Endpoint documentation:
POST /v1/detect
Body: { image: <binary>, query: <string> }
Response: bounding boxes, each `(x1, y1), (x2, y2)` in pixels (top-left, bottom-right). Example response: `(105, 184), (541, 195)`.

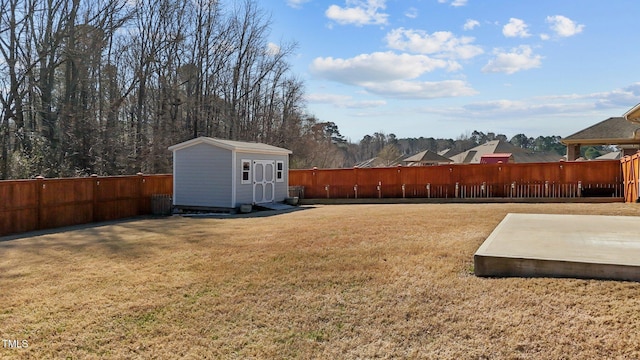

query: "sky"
(261, 0), (640, 142)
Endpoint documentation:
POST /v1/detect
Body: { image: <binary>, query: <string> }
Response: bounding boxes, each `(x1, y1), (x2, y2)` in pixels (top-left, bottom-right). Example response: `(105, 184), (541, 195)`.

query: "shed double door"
(253, 160), (275, 203)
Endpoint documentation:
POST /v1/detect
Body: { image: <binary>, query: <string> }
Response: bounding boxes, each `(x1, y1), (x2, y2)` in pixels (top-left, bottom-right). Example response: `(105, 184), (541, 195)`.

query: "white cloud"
(310, 52), (477, 99)
(463, 19), (480, 31)
(451, 0), (468, 6)
(540, 33), (550, 41)
(546, 15), (585, 37)
(460, 84), (640, 127)
(307, 93), (387, 108)
(482, 45), (542, 74)
(463, 99), (527, 112)
(266, 42), (280, 56)
(310, 51), (453, 84)
(380, 83), (640, 139)
(535, 83), (640, 109)
(385, 28), (483, 60)
(286, 0), (310, 9)
(502, 18), (530, 38)
(344, 99), (388, 109)
(405, 7), (418, 19)
(307, 93), (351, 104)
(325, 0), (389, 26)
(362, 79), (477, 99)
(438, 0), (468, 6)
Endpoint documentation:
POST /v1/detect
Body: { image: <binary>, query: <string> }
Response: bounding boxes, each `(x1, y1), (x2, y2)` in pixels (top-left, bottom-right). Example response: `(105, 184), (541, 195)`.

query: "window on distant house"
(276, 161), (284, 182)
(241, 160), (251, 184)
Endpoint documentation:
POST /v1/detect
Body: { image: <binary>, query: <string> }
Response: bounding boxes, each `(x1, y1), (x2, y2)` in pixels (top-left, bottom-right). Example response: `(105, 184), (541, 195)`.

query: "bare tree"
(0, 0), (312, 178)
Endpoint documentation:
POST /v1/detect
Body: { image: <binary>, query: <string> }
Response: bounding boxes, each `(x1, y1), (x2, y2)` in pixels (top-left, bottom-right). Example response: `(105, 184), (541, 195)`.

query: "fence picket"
(289, 161), (625, 201)
(0, 174), (172, 237)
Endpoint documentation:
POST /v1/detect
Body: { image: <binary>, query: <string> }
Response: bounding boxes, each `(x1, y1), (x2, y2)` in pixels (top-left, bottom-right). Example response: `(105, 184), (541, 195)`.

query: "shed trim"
(168, 137), (292, 156)
(172, 150), (177, 206)
(231, 151), (237, 208)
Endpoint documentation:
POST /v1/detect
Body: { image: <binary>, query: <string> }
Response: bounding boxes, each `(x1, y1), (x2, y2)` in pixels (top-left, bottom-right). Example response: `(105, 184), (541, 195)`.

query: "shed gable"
(173, 143), (232, 208)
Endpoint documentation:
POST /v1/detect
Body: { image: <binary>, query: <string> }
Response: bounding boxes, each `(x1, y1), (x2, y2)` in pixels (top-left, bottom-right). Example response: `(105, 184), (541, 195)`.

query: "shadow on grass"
(0, 216), (155, 242)
(177, 205), (313, 219)
(0, 206), (312, 259)
(0, 216), (176, 259)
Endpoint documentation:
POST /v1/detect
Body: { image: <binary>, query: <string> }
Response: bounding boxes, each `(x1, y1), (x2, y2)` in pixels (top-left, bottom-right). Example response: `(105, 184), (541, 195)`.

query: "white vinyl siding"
(173, 143), (232, 208)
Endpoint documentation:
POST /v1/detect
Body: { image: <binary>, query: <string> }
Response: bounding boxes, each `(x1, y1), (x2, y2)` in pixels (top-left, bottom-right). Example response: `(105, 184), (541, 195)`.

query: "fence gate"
(253, 160), (275, 203)
(621, 153), (639, 202)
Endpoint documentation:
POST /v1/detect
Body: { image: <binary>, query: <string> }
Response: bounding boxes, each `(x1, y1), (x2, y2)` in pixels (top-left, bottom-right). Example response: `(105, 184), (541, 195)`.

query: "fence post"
(577, 181), (582, 197)
(91, 174), (99, 222)
(545, 181), (549, 197)
(426, 183), (431, 198)
(353, 166), (358, 198)
(137, 172), (145, 215)
(312, 167), (318, 198)
(35, 176), (44, 230)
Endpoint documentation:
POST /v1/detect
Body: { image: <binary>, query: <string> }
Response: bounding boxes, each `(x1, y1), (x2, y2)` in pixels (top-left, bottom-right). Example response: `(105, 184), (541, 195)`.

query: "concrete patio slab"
(474, 213), (640, 281)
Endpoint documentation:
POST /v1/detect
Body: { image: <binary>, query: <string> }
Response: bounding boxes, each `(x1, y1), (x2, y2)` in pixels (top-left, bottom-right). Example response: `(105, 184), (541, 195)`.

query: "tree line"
(0, 0), (342, 179)
(304, 128), (570, 169)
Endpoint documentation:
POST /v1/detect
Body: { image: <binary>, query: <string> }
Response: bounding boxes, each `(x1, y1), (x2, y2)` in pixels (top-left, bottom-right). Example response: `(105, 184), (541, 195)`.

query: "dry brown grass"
(2, 203), (640, 359)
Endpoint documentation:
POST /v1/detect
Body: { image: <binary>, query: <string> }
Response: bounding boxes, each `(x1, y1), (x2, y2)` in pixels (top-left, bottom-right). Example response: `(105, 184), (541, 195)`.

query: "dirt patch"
(1, 203), (640, 359)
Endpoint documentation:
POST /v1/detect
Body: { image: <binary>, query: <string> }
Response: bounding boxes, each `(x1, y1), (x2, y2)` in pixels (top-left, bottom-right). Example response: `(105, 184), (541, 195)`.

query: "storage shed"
(168, 137), (292, 210)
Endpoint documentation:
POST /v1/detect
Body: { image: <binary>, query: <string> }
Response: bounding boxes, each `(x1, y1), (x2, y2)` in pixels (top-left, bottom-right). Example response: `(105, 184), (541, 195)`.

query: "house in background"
(402, 149), (453, 166)
(448, 140), (561, 164)
(625, 103), (640, 123)
(480, 153), (514, 164)
(561, 117), (640, 161)
(169, 137), (292, 210)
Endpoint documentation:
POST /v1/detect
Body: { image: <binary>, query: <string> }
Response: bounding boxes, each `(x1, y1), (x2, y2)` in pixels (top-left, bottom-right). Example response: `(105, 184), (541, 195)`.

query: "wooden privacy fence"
(289, 161), (624, 200)
(621, 152), (640, 203)
(0, 174), (172, 237)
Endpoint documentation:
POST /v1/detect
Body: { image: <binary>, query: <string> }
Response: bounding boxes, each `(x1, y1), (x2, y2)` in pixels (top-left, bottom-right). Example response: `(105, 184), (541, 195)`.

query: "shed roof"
(169, 137), (292, 155)
(561, 117), (640, 145)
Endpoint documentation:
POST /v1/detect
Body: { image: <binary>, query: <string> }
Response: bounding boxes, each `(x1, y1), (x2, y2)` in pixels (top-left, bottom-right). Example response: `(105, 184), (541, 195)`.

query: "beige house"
(561, 117), (640, 161)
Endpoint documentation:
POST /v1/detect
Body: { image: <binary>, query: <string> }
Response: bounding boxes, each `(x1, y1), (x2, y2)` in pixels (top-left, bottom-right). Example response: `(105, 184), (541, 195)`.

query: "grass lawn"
(2, 203), (640, 359)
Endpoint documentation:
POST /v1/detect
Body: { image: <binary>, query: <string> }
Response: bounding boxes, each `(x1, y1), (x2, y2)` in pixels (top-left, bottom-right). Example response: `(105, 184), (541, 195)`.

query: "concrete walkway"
(474, 213), (640, 281)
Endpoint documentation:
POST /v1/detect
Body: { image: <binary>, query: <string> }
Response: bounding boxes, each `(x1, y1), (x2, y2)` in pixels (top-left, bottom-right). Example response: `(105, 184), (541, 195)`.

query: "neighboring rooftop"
(449, 140), (561, 164)
(480, 153), (514, 164)
(594, 151), (622, 160)
(562, 117), (640, 146)
(402, 150), (453, 166)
